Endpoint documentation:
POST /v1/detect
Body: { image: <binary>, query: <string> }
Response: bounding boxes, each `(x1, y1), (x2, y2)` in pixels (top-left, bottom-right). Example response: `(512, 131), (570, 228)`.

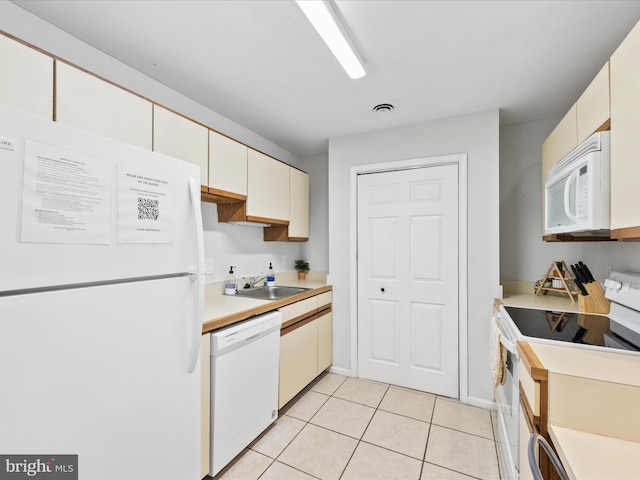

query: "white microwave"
(544, 131), (610, 235)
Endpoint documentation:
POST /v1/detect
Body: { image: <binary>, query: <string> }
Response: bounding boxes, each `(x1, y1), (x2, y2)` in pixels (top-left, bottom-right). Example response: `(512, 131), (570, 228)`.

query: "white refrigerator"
(0, 105), (204, 479)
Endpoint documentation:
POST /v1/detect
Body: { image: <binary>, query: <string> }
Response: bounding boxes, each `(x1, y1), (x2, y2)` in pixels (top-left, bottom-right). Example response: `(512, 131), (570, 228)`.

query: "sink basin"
(235, 286), (311, 300)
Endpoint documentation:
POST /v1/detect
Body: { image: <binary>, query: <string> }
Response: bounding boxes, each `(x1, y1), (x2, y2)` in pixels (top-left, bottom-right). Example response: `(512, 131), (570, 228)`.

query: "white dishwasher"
(209, 310), (282, 477)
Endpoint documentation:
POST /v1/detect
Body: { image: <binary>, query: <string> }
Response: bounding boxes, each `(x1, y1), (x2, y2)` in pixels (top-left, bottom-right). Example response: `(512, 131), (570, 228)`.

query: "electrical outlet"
(281, 255), (287, 266)
(204, 258), (214, 275)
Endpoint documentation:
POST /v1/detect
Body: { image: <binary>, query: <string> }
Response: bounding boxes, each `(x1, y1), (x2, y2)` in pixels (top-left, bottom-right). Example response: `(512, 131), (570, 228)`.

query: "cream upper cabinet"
(541, 105), (577, 230)
(246, 149), (289, 222)
(56, 62), (152, 150)
(0, 34), (53, 119)
(542, 105), (577, 177)
(576, 62), (610, 143)
(610, 20), (640, 234)
(209, 131), (248, 196)
(288, 167), (309, 240)
(153, 105), (208, 185)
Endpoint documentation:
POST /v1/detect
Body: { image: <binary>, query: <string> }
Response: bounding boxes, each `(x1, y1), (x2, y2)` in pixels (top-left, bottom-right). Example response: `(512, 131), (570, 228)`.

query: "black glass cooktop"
(503, 306), (640, 352)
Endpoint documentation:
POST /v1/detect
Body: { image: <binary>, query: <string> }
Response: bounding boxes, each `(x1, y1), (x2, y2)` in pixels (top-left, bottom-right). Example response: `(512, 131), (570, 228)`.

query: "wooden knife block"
(578, 282), (611, 314)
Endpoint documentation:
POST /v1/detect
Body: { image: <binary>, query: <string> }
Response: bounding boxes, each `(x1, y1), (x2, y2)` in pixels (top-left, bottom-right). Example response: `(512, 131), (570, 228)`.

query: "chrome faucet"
(249, 272), (267, 288)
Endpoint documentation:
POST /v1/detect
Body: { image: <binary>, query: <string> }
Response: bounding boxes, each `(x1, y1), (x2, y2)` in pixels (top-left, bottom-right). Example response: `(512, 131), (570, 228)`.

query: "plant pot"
(297, 271), (307, 280)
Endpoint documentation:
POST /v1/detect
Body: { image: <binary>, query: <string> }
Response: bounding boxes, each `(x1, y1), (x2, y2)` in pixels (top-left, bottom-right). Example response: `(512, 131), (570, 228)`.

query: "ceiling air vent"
(372, 103), (395, 114)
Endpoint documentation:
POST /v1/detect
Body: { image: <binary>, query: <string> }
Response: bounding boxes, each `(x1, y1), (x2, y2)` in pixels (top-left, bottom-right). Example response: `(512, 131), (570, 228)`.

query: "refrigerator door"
(0, 105), (202, 292)
(0, 277), (201, 479)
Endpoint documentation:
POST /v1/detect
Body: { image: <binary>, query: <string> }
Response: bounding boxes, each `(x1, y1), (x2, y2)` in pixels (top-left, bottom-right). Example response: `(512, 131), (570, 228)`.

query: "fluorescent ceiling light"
(296, 0), (366, 79)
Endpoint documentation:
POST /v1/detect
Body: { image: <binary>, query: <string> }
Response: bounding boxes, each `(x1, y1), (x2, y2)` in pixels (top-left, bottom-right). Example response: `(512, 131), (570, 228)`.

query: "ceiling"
(10, 0), (640, 157)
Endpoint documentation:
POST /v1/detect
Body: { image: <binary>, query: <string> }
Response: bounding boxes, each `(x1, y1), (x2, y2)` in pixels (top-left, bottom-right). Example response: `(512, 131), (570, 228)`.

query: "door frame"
(349, 153), (468, 402)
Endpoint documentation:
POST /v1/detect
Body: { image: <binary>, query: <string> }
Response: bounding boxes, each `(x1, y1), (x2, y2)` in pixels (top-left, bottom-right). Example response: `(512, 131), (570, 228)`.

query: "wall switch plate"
(204, 258), (214, 275)
(281, 256), (287, 266)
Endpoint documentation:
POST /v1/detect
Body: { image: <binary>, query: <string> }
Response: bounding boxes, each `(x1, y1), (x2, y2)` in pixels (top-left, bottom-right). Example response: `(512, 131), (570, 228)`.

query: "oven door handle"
(500, 335), (519, 358)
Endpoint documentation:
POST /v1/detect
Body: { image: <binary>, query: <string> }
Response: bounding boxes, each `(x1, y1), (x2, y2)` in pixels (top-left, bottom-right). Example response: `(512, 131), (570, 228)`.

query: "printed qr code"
(138, 198), (159, 220)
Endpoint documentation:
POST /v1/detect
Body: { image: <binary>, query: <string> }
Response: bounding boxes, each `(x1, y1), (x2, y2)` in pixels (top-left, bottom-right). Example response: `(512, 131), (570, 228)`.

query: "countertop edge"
(202, 285), (332, 334)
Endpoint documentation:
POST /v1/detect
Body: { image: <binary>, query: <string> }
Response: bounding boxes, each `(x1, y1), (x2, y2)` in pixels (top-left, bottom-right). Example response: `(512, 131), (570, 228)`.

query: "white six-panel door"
(357, 164), (459, 397)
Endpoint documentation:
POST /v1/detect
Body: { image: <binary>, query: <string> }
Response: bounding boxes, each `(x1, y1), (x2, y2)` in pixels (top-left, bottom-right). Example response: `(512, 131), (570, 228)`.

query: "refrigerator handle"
(187, 176), (204, 373)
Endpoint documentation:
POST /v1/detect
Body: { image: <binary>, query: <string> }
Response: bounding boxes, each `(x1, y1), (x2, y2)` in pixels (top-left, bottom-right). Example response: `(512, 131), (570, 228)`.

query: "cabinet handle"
(380, 288), (385, 293)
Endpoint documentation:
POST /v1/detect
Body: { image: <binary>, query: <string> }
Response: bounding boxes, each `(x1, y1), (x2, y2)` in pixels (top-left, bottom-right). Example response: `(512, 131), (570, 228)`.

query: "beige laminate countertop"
(523, 342), (640, 479)
(548, 424), (640, 480)
(526, 341), (640, 387)
(202, 275), (331, 334)
(501, 292), (580, 312)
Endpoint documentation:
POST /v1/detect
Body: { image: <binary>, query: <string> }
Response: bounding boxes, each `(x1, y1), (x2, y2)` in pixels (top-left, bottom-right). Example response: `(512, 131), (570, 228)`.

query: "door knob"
(380, 288), (385, 293)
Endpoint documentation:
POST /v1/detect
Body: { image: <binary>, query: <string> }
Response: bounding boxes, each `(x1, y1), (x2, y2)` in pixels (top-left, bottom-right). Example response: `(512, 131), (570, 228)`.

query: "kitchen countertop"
(523, 341), (640, 480)
(525, 341), (640, 387)
(548, 424), (640, 480)
(202, 273), (331, 334)
(500, 280), (581, 312)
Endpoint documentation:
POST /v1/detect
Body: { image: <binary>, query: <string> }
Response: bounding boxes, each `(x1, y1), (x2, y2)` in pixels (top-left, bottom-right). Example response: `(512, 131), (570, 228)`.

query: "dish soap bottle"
(266, 262), (275, 287)
(225, 266), (237, 295)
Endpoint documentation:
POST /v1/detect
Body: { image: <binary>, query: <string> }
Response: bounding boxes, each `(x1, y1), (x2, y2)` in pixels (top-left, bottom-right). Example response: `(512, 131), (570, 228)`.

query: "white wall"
(301, 153), (329, 272)
(201, 203), (302, 284)
(328, 109), (500, 406)
(500, 119), (640, 284)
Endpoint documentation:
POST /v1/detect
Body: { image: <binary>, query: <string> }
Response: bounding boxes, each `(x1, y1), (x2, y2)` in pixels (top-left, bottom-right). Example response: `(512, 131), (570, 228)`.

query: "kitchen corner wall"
(500, 119), (640, 284)
(201, 203), (303, 283)
(329, 109), (500, 407)
(300, 153), (329, 273)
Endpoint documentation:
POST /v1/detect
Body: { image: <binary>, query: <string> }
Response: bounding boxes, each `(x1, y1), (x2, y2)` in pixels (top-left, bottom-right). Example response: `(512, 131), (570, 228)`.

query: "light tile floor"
(209, 373), (500, 480)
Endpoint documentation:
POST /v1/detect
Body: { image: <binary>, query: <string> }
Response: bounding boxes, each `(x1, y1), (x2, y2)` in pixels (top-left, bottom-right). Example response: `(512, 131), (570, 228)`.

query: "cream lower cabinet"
(153, 105), (208, 187)
(278, 291), (333, 408)
(0, 34), (53, 119)
(519, 404), (535, 480)
(317, 310), (333, 373)
(279, 318), (319, 409)
(610, 20), (640, 237)
(56, 62), (152, 150)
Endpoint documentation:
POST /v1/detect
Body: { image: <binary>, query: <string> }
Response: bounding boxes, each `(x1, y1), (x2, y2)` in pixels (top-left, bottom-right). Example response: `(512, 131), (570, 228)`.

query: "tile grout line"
(236, 374), (501, 480)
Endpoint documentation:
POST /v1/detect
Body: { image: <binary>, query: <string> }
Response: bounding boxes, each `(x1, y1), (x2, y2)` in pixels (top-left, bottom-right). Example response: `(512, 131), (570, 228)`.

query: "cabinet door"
(610, 20), (640, 233)
(289, 167), (309, 240)
(209, 131), (248, 196)
(279, 320), (317, 409)
(0, 34), (53, 119)
(576, 62), (610, 143)
(519, 405), (535, 480)
(542, 105), (577, 176)
(541, 105), (577, 229)
(56, 62), (152, 150)
(317, 311), (332, 373)
(153, 105), (208, 186)
(247, 149), (289, 222)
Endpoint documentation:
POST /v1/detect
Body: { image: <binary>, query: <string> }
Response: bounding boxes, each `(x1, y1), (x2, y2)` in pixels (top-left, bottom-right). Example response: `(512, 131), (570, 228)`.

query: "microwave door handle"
(563, 170), (580, 223)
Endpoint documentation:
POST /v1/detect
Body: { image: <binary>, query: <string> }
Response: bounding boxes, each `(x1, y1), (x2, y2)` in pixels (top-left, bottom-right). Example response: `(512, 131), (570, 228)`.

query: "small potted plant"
(294, 260), (310, 280)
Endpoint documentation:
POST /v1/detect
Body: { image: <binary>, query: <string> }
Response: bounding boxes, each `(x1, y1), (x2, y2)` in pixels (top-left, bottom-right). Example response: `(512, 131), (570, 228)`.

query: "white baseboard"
(328, 366), (355, 377)
(466, 396), (497, 411)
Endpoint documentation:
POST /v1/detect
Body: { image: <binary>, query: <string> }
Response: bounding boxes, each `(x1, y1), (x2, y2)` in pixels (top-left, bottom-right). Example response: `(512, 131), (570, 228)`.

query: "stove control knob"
(604, 279), (623, 292)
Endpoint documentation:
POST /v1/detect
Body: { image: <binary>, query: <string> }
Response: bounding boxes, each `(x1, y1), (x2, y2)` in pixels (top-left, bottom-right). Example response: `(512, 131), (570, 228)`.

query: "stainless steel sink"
(235, 286), (311, 300)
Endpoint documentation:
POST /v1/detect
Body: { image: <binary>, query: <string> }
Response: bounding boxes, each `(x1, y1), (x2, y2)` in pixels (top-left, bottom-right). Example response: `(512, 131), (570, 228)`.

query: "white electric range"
(494, 270), (640, 480)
